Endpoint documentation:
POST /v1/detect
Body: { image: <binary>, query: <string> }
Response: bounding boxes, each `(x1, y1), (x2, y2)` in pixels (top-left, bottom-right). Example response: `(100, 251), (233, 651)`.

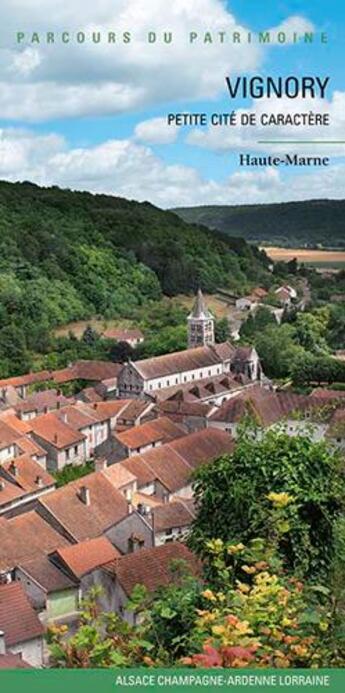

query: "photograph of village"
(0, 183), (343, 671)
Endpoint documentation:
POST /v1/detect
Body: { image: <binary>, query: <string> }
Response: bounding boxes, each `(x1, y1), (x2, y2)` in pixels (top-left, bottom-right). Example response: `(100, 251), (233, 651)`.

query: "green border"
(0, 669), (344, 693)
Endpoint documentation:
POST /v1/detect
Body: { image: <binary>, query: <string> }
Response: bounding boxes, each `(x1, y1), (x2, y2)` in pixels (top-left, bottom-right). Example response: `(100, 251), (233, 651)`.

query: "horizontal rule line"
(257, 140), (345, 144)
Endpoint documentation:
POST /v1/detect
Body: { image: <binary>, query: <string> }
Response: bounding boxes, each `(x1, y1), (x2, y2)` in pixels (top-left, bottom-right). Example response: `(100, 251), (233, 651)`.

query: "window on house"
(184, 376), (187, 382)
(74, 446), (78, 455)
(167, 380), (170, 386)
(158, 382), (161, 388)
(208, 370), (211, 376)
(175, 378), (178, 384)
(66, 448), (70, 460)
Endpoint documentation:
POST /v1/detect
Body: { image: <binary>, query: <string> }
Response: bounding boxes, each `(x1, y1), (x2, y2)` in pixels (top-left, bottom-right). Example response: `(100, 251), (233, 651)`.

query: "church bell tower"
(187, 289), (215, 349)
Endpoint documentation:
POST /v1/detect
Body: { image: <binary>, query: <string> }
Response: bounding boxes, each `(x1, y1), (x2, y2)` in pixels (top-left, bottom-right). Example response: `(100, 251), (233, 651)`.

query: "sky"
(0, 0), (344, 208)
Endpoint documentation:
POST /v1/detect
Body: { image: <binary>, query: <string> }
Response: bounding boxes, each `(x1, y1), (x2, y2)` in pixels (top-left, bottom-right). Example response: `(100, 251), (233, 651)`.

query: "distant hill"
(172, 199), (345, 248)
(0, 181), (270, 361)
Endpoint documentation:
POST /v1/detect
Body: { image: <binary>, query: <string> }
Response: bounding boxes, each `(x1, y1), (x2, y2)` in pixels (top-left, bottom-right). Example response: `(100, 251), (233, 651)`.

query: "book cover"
(0, 1), (344, 691)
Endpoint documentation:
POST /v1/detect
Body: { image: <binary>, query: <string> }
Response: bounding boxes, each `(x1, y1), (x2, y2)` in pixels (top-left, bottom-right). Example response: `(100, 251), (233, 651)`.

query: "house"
(230, 347), (262, 382)
(121, 428), (235, 500)
(14, 554), (79, 627)
(0, 582), (45, 667)
(104, 542), (201, 624)
(30, 412), (88, 471)
(115, 400), (156, 429)
(157, 400), (213, 432)
(103, 328), (144, 347)
(154, 372), (255, 407)
(0, 371), (51, 402)
(117, 342), (236, 398)
(53, 404), (109, 457)
(274, 285), (297, 306)
(101, 416), (186, 464)
(151, 499), (196, 546)
(14, 390), (71, 421)
(103, 463), (138, 499)
(49, 537), (121, 613)
(52, 360), (122, 387)
(208, 388), (330, 441)
(0, 510), (71, 577)
(37, 471), (130, 543)
(0, 455), (55, 517)
(235, 287), (268, 311)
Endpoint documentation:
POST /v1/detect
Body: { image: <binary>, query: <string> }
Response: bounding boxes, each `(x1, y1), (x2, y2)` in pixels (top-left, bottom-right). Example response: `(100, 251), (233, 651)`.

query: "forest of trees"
(173, 199), (345, 247)
(0, 180), (270, 377)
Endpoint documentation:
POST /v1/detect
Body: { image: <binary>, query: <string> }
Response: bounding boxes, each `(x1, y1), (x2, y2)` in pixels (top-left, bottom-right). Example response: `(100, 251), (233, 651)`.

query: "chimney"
(56, 400), (61, 410)
(79, 486), (90, 506)
(0, 631), (6, 655)
(10, 462), (17, 477)
(127, 499), (133, 514)
(35, 475), (43, 488)
(94, 457), (107, 472)
(54, 433), (58, 444)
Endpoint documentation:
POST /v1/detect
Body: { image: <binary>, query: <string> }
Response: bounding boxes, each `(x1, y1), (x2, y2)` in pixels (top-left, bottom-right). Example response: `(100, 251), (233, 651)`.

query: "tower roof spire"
(188, 288), (213, 319)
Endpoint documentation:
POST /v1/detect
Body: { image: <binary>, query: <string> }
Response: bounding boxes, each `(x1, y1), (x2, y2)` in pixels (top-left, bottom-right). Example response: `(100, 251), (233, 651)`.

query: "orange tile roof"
(53, 361), (122, 384)
(0, 582), (44, 646)
(103, 329), (143, 340)
(110, 543), (200, 596)
(122, 428), (234, 493)
(0, 371), (50, 389)
(39, 472), (129, 541)
(0, 413), (32, 435)
(0, 421), (22, 449)
(30, 412), (86, 449)
(52, 537), (120, 578)
(1, 455), (54, 493)
(152, 500), (195, 532)
(14, 389), (70, 414)
(0, 479), (24, 505)
(84, 400), (131, 422)
(0, 654), (32, 669)
(0, 511), (70, 571)
(115, 417), (185, 450)
(16, 436), (47, 458)
(104, 463), (137, 489)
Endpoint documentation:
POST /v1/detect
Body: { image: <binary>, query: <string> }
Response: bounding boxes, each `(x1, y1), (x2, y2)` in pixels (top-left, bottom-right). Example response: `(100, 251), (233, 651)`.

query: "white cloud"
(0, 0), (310, 121)
(0, 125), (344, 208)
(134, 117), (178, 144)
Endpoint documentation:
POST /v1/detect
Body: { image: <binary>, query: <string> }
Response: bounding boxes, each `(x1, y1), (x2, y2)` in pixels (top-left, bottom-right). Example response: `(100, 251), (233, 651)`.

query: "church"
(117, 290), (263, 399)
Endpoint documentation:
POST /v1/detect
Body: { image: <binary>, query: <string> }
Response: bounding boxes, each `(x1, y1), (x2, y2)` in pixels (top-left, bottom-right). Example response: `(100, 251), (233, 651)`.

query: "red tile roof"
(1, 455), (54, 493)
(122, 428), (234, 493)
(0, 371), (50, 390)
(84, 400), (132, 422)
(52, 537), (120, 579)
(0, 653), (32, 669)
(30, 412), (86, 449)
(152, 500), (195, 532)
(115, 417), (185, 450)
(53, 361), (122, 384)
(103, 329), (144, 340)
(132, 344), (228, 381)
(0, 582), (44, 646)
(39, 472), (129, 541)
(18, 554), (77, 593)
(14, 389), (70, 415)
(0, 511), (70, 572)
(109, 542), (200, 595)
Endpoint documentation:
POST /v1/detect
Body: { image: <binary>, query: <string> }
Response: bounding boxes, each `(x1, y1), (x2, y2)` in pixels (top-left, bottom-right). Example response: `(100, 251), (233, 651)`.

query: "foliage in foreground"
(48, 495), (344, 668)
(189, 427), (344, 581)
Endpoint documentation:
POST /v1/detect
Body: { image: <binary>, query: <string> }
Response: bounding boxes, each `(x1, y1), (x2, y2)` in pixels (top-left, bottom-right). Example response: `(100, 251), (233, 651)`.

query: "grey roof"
(188, 289), (213, 320)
